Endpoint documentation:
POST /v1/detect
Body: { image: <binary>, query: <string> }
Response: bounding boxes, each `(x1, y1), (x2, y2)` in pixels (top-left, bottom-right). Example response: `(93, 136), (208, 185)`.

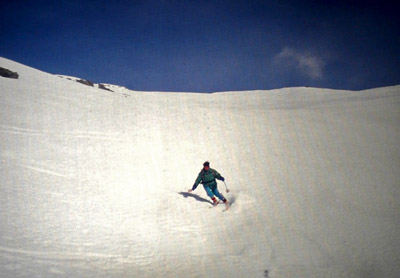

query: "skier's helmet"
(203, 161), (210, 167)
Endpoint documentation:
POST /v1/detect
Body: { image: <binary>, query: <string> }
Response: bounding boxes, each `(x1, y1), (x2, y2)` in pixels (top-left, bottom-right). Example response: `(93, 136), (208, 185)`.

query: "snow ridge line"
(0, 125), (122, 141)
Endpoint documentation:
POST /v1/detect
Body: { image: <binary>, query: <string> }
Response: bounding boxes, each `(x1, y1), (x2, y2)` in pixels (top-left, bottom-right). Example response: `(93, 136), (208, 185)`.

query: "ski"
(209, 201), (221, 209)
(223, 202), (230, 212)
(209, 201), (230, 211)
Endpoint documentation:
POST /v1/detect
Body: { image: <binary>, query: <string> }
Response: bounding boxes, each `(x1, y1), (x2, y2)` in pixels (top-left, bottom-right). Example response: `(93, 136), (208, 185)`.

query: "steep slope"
(1, 57), (399, 277)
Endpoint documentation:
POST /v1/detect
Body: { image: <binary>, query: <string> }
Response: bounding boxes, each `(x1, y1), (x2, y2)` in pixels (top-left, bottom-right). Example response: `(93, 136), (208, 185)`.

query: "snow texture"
(1, 57), (400, 277)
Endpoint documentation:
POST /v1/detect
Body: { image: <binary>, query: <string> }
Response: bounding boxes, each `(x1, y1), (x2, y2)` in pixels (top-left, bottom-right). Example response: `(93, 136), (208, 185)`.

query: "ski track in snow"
(0, 124), (122, 141)
(16, 164), (71, 178)
(0, 246), (120, 261)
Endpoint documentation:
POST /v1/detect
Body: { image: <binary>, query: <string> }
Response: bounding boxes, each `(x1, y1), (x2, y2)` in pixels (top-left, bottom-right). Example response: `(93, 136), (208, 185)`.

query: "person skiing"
(188, 161), (229, 207)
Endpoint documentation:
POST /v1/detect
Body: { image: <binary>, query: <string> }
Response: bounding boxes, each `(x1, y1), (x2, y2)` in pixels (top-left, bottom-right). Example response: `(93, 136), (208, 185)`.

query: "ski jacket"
(192, 168), (223, 190)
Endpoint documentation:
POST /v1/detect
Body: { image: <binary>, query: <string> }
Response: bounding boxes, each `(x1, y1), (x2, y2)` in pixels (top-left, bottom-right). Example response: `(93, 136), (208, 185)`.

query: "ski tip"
(222, 202), (230, 212)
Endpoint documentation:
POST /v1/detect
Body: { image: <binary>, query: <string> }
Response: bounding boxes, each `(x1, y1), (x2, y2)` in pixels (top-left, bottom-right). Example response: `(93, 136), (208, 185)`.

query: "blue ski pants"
(203, 184), (225, 201)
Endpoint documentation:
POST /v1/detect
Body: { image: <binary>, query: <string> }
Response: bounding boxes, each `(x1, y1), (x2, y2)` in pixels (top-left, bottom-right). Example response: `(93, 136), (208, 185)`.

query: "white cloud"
(274, 47), (325, 79)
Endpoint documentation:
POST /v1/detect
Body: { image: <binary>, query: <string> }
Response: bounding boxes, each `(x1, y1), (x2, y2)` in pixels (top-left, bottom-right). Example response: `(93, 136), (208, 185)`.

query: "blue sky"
(1, 0), (399, 92)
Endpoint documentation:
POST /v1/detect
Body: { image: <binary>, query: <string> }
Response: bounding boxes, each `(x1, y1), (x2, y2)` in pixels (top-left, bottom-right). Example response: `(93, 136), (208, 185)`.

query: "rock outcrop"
(0, 67), (19, 79)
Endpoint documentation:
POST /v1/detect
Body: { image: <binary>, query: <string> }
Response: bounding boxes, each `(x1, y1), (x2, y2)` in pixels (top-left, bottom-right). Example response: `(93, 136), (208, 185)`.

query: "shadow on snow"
(178, 192), (213, 205)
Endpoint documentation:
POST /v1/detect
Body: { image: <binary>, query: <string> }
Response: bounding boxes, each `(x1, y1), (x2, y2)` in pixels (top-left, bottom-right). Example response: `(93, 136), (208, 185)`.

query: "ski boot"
(211, 197), (219, 206)
(223, 199), (230, 210)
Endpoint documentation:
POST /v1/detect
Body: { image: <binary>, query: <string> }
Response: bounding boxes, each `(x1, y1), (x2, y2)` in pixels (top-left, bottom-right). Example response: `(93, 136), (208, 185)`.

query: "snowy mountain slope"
(1, 57), (399, 278)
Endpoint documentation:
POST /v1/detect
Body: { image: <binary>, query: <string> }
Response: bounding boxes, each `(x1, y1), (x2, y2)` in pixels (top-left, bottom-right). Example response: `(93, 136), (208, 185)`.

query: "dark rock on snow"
(0, 67), (19, 79)
(76, 78), (94, 87)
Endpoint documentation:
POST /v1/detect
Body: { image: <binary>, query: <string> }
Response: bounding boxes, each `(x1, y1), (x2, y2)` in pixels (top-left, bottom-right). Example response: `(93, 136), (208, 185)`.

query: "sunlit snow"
(1, 57), (399, 277)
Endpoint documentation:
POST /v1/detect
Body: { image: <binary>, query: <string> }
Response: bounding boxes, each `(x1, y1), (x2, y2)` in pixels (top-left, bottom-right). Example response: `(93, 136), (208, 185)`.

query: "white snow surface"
(1, 57), (400, 278)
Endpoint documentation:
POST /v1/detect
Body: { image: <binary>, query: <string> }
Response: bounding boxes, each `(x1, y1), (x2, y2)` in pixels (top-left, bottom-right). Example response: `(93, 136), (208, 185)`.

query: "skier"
(188, 161), (229, 207)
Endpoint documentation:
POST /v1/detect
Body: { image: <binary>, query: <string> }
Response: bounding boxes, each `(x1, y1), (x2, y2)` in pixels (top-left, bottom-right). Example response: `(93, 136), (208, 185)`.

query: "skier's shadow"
(178, 192), (213, 205)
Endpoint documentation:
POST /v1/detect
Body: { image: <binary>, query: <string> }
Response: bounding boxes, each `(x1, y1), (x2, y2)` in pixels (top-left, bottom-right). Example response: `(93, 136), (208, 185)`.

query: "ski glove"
(220, 177), (225, 181)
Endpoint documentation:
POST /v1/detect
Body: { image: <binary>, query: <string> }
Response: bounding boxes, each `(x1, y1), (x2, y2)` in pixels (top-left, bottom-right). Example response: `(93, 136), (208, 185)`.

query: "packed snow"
(1, 57), (399, 277)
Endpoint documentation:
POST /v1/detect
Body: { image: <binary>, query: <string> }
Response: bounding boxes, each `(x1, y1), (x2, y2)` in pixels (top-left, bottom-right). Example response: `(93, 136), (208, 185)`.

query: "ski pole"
(223, 181), (230, 193)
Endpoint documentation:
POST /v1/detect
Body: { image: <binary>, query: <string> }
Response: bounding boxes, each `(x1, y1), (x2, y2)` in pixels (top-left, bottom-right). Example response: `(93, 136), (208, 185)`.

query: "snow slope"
(1, 57), (399, 278)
